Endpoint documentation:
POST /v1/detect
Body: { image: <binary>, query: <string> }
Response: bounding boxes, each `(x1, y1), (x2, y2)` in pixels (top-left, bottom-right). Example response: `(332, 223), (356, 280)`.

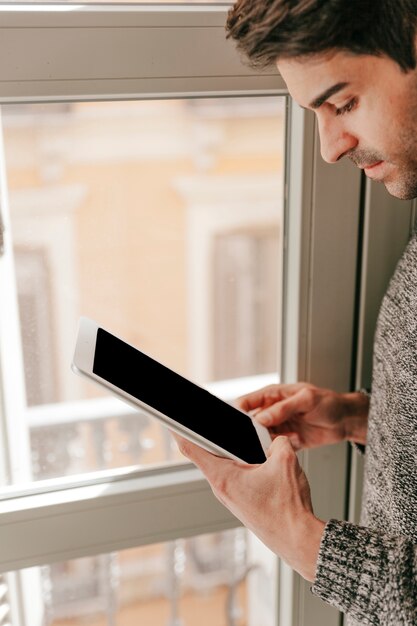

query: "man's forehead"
(276, 51), (370, 106)
(277, 53), (353, 102)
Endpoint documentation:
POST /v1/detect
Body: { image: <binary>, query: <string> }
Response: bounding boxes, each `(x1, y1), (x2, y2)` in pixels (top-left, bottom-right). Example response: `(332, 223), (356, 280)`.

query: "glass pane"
(4, 530), (276, 626)
(1, 96), (285, 483)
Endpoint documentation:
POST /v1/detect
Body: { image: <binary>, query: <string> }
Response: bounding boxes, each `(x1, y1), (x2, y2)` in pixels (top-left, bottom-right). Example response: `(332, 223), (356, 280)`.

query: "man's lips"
(362, 161), (384, 178)
(362, 161), (383, 169)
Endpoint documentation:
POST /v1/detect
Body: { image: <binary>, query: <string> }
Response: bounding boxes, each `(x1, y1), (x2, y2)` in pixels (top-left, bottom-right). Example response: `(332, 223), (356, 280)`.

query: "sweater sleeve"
(311, 519), (417, 625)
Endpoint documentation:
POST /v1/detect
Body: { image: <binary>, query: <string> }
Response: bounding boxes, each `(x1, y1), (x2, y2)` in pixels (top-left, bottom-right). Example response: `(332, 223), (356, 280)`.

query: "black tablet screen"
(93, 328), (266, 464)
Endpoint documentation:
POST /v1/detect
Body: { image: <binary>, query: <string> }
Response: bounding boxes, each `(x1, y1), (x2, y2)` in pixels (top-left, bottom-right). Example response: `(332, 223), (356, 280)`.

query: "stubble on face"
(386, 73), (417, 199)
(351, 65), (417, 200)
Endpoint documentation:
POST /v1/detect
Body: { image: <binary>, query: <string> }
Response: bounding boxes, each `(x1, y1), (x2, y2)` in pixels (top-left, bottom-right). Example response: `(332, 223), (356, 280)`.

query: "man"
(176, 2), (417, 624)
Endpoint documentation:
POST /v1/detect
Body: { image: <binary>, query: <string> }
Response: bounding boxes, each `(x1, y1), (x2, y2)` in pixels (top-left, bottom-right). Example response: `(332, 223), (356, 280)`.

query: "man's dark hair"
(226, 0), (417, 72)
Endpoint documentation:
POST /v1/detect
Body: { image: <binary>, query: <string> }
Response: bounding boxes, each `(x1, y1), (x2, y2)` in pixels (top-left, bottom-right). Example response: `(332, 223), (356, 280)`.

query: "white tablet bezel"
(72, 316), (272, 464)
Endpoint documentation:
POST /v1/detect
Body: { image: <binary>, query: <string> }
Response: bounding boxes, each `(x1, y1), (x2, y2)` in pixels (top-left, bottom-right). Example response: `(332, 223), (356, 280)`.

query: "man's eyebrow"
(308, 81), (350, 109)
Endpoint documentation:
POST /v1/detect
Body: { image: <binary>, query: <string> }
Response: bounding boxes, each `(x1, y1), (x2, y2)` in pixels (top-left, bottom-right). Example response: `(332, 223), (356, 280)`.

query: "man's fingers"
(172, 432), (236, 478)
(256, 387), (315, 426)
(236, 385), (282, 412)
(266, 436), (301, 473)
(236, 383), (302, 413)
(173, 432), (213, 465)
(266, 434), (294, 456)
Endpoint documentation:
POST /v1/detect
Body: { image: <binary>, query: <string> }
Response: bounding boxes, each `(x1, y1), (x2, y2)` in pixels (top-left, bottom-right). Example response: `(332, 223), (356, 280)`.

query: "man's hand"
(174, 433), (326, 582)
(237, 383), (369, 449)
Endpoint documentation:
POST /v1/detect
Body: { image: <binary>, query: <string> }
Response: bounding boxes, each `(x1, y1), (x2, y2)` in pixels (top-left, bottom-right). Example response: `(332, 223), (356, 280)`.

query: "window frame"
(0, 3), (285, 103)
(0, 462), (240, 572)
(0, 0), (284, 575)
(278, 100), (363, 626)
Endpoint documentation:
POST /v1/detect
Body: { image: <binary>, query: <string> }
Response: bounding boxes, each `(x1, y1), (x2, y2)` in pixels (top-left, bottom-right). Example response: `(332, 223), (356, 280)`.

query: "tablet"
(71, 317), (271, 464)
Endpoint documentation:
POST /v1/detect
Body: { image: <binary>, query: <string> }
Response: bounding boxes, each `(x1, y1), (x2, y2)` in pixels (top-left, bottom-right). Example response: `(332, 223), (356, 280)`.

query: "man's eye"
(335, 98), (358, 116)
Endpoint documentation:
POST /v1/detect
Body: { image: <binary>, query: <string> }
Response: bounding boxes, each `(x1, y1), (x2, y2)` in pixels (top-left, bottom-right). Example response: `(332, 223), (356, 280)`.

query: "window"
(0, 5), (364, 626)
(1, 95), (284, 483)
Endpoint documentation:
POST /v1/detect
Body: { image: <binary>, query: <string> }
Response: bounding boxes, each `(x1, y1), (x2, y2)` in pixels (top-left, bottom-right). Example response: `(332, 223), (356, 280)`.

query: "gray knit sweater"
(311, 230), (417, 625)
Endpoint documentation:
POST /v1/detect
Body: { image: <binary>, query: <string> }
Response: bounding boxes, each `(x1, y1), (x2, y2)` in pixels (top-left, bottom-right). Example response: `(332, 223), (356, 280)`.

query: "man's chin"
(382, 173), (417, 200)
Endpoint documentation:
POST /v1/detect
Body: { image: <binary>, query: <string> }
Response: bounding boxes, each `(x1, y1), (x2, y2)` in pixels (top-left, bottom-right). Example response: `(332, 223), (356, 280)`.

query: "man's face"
(277, 48), (417, 200)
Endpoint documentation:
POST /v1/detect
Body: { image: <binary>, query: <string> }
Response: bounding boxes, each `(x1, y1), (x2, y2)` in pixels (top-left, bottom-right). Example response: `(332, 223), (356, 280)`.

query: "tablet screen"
(93, 328), (266, 464)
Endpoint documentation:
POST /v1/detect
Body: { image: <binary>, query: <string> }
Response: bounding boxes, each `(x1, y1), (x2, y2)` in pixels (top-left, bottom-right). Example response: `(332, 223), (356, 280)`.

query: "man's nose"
(318, 118), (358, 164)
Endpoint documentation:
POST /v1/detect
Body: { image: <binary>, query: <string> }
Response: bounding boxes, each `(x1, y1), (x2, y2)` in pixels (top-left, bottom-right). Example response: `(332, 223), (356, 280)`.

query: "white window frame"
(0, 6), (286, 626)
(0, 5), (369, 626)
(279, 101), (362, 626)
